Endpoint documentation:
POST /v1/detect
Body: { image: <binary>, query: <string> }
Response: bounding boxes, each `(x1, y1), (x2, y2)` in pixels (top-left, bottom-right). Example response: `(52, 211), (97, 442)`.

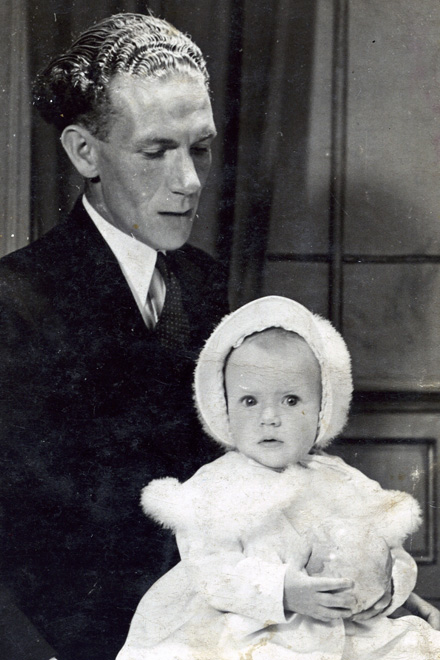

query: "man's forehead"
(108, 72), (209, 109)
(106, 72), (215, 140)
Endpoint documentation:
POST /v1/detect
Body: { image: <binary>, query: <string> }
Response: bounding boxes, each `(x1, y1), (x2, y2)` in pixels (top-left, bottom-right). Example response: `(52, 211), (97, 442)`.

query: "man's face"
(88, 73), (216, 250)
(225, 332), (322, 471)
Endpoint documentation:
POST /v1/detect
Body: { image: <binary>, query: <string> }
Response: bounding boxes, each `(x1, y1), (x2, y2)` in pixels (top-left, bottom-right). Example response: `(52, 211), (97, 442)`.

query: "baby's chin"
(234, 443), (306, 472)
(248, 453), (293, 472)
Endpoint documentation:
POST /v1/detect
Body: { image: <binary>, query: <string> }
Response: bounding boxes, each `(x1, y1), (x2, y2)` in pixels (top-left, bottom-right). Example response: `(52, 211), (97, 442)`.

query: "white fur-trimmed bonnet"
(194, 295), (352, 448)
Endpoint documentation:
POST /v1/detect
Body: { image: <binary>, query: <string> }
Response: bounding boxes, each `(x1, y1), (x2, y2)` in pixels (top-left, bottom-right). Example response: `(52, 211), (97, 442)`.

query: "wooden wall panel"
(343, 264), (440, 391)
(262, 261), (329, 316)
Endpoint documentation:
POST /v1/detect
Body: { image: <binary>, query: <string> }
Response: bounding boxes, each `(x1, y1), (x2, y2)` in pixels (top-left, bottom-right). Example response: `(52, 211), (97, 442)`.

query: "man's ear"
(60, 125), (100, 179)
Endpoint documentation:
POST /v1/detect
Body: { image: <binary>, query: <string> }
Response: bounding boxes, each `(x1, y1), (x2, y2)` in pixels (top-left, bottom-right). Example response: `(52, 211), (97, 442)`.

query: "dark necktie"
(154, 251), (190, 350)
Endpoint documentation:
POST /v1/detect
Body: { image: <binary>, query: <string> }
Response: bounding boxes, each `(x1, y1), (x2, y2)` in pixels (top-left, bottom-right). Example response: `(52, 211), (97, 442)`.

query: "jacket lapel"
(53, 200), (147, 339)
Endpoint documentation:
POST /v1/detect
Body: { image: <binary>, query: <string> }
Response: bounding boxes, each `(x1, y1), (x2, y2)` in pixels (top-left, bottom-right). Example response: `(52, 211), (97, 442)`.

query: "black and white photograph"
(0, 2), (439, 659)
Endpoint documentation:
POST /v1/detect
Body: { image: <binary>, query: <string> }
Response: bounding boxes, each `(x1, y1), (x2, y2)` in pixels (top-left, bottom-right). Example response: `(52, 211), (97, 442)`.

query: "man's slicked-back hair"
(33, 12), (210, 139)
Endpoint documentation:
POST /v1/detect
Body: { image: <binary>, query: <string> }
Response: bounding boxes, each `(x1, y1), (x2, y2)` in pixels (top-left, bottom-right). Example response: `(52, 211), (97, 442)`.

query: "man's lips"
(258, 439), (283, 445)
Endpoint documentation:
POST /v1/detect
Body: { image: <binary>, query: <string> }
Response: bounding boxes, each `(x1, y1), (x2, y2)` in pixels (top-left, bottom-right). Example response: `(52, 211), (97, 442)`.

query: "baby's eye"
(240, 396), (257, 407)
(283, 395), (299, 407)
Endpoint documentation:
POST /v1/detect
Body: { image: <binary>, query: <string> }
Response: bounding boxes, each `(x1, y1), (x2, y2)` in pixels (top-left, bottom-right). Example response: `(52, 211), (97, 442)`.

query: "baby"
(118, 296), (440, 660)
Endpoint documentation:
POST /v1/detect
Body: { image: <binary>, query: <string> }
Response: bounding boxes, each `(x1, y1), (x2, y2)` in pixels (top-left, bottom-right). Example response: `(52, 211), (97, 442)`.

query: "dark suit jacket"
(0, 200), (229, 660)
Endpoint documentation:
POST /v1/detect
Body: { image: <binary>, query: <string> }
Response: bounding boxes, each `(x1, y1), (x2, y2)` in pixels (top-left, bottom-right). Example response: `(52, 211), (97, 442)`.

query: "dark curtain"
(29, 0), (316, 308)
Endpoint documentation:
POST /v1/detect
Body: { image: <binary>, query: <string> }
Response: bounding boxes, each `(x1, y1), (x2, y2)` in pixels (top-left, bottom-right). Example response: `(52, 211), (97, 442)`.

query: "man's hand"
(284, 565), (355, 622)
(405, 592), (440, 630)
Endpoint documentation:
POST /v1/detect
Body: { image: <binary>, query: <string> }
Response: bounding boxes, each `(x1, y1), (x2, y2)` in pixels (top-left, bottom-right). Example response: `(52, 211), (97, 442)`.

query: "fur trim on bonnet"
(194, 295), (352, 449)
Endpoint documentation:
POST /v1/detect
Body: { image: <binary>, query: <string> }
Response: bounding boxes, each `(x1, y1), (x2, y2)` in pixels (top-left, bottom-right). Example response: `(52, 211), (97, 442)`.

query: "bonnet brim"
(194, 296), (352, 449)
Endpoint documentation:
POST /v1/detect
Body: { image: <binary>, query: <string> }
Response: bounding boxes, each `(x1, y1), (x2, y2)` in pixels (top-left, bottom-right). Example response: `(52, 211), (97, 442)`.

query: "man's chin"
(135, 230), (192, 251)
(160, 235), (192, 252)
(141, 219), (194, 251)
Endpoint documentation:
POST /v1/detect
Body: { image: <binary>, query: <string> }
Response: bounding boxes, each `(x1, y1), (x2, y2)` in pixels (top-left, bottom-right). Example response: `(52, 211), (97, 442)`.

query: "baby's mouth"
(259, 439), (283, 445)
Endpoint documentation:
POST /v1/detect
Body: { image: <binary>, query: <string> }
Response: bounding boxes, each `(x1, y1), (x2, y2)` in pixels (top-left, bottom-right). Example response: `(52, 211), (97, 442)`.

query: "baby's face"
(225, 331), (321, 470)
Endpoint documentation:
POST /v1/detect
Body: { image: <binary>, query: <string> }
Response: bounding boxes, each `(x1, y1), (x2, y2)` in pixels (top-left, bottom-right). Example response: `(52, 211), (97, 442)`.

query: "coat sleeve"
(175, 520), (290, 625)
(326, 455), (420, 615)
(383, 547), (418, 615)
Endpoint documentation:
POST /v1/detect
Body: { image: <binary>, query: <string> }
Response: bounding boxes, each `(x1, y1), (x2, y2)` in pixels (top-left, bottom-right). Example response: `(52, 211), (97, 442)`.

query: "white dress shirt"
(82, 195), (165, 328)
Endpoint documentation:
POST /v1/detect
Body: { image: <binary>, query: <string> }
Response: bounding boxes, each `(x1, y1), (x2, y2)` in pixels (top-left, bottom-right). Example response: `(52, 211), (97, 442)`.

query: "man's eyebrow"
(136, 138), (178, 148)
(136, 131), (217, 148)
(194, 131), (217, 142)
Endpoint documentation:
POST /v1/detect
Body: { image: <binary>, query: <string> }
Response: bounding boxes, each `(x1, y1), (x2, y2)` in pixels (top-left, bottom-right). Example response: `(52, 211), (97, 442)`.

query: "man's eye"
(190, 145), (211, 156)
(283, 395), (299, 407)
(240, 396), (257, 407)
(142, 150), (166, 160)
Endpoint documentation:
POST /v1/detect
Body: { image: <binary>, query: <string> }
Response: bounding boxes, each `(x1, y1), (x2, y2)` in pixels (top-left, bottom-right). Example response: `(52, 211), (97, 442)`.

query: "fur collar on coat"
(142, 451), (421, 549)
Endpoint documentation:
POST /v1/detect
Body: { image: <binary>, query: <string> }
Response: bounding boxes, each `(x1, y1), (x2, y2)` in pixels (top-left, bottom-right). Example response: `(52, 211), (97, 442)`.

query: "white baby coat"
(117, 451), (439, 660)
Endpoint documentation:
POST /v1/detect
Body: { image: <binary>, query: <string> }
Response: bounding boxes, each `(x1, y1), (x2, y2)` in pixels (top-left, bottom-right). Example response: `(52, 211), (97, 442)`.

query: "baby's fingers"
(318, 590), (357, 611)
(310, 576), (354, 593)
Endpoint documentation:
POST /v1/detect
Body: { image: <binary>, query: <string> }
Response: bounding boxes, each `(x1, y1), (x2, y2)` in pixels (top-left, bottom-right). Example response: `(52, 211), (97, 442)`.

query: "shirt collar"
(82, 194), (158, 308)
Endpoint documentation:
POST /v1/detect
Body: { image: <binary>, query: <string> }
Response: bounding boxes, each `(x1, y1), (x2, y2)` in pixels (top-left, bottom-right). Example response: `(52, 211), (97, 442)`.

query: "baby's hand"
(284, 564), (355, 622)
(350, 587), (392, 622)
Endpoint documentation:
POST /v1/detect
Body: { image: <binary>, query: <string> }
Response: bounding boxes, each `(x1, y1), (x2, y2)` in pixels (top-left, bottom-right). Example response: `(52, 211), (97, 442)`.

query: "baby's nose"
(260, 406), (281, 427)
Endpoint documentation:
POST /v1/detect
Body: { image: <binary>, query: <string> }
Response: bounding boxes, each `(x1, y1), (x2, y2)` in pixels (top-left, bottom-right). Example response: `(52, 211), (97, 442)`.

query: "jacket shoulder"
(0, 201), (88, 281)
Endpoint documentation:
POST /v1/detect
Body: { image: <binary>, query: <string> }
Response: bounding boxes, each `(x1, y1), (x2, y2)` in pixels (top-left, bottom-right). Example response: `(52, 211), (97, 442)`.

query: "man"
(0, 13), (228, 660)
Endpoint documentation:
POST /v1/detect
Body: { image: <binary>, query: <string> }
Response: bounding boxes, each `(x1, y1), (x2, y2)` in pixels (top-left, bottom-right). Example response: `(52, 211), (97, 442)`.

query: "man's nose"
(260, 405), (281, 427)
(170, 150), (201, 196)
